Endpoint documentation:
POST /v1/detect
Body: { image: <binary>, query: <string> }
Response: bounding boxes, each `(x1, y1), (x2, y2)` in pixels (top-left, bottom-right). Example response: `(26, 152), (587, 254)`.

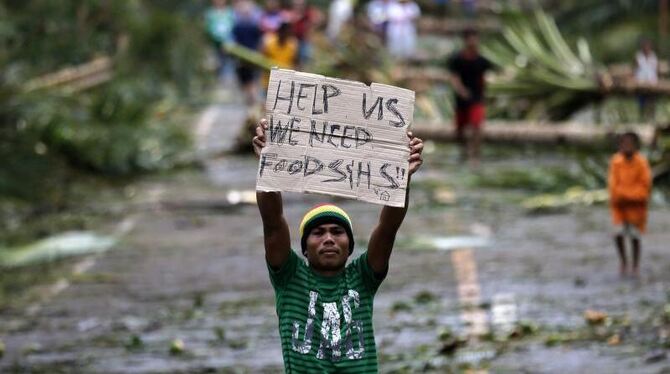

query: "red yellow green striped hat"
(299, 204), (354, 255)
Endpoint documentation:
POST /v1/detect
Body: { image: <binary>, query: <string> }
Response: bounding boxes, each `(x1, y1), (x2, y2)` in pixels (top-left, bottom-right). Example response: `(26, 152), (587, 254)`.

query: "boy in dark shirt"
(447, 28), (493, 166)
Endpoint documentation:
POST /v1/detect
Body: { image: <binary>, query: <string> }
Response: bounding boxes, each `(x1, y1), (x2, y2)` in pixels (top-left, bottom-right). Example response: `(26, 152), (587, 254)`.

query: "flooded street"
(2, 93), (670, 373)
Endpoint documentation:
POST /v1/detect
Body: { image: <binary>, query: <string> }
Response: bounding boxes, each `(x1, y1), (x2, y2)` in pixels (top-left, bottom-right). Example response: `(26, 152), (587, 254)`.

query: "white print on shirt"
(291, 289), (365, 360)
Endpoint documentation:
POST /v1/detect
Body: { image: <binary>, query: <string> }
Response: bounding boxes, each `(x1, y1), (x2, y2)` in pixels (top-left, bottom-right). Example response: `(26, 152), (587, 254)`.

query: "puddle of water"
(402, 235), (492, 251)
(0, 231), (116, 268)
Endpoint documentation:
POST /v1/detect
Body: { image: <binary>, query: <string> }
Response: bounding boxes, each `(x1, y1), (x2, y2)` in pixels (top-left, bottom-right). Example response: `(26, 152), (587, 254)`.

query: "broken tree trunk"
(395, 67), (670, 96)
(412, 121), (657, 147)
(23, 56), (113, 93)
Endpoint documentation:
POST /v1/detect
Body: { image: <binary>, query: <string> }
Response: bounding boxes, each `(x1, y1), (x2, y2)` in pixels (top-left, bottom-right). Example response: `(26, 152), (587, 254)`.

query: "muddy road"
(1, 93), (670, 373)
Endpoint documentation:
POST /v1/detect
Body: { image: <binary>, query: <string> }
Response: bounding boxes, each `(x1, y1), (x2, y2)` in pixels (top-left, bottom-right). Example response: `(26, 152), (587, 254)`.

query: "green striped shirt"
(268, 250), (385, 373)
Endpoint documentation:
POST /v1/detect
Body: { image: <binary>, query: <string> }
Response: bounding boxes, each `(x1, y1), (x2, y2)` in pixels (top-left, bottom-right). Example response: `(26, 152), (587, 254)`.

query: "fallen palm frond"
(0, 231), (116, 268)
(522, 187), (608, 214)
(224, 43), (276, 71)
(481, 8), (600, 120)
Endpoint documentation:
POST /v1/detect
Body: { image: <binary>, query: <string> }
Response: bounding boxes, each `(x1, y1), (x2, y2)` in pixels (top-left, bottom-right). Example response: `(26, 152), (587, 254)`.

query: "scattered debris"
(438, 335), (467, 356)
(169, 338), (185, 355)
(77, 318), (102, 332)
(508, 321), (540, 340)
(574, 277), (587, 288)
(21, 342), (42, 355)
(403, 235), (491, 251)
(584, 309), (609, 326)
(214, 326), (226, 342)
(391, 301), (412, 313)
(193, 292), (205, 309)
(606, 334), (621, 346)
(522, 188), (608, 214)
(433, 188), (456, 204)
(414, 290), (437, 304)
(644, 349), (667, 364)
(125, 335), (144, 351)
(226, 190), (256, 205)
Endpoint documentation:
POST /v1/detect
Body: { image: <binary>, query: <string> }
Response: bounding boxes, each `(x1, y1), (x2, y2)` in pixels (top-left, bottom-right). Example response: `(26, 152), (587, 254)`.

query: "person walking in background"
(386, 0), (421, 60)
(232, 0), (264, 105)
(608, 132), (652, 278)
(447, 28), (494, 167)
(205, 0), (235, 82)
(261, 21), (298, 88)
(287, 0), (322, 68)
(326, 0), (354, 42)
(366, 0), (395, 43)
(260, 0), (285, 34)
(634, 38), (659, 121)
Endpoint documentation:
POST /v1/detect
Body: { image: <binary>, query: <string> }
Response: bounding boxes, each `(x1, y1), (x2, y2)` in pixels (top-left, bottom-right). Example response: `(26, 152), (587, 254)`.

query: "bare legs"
(631, 237), (641, 277)
(456, 126), (482, 167)
(615, 234), (627, 276)
(615, 233), (642, 278)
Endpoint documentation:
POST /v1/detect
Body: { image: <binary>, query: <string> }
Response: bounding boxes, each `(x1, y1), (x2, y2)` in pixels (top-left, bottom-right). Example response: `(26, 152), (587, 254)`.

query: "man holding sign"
(253, 69), (423, 373)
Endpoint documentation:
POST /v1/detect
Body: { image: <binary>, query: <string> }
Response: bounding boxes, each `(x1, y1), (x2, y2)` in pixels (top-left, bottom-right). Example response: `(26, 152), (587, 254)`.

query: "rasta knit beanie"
(299, 204), (354, 256)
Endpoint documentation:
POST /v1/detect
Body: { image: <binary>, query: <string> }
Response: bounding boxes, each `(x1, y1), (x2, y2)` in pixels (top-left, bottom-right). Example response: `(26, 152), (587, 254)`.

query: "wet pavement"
(1, 89), (670, 373)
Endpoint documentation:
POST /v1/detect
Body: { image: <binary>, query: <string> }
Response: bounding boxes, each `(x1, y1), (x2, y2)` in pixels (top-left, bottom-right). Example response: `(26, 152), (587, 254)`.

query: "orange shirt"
(263, 34), (298, 68)
(608, 152), (652, 231)
(262, 34), (298, 89)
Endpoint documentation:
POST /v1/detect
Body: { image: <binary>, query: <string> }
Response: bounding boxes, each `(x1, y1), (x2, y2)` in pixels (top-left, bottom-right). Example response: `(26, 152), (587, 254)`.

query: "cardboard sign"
(256, 68), (415, 207)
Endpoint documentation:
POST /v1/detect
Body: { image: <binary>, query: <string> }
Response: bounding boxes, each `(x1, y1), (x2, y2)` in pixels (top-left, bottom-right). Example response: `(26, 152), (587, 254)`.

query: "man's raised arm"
(254, 119), (291, 269)
(367, 132), (423, 274)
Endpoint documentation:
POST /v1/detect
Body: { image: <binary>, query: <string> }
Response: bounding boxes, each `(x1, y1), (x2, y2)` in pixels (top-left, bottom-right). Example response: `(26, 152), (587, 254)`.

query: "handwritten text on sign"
(256, 69), (415, 207)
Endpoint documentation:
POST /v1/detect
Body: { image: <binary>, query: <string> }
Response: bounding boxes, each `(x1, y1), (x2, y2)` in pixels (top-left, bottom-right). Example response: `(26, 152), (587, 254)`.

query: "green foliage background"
(0, 0), (211, 208)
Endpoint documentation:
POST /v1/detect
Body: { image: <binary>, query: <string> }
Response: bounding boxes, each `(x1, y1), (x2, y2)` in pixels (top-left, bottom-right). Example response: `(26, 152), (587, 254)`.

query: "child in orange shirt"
(608, 132), (652, 278)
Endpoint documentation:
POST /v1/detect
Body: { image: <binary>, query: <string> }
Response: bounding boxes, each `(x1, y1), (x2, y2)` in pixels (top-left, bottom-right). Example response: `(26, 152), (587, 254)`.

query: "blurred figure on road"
(386, 0), (421, 60)
(286, 0), (322, 68)
(205, 0), (235, 83)
(608, 132), (652, 279)
(327, 0), (354, 42)
(634, 38), (659, 121)
(262, 21), (298, 87)
(447, 28), (494, 167)
(367, 0), (395, 43)
(260, 0), (285, 33)
(232, 0), (264, 105)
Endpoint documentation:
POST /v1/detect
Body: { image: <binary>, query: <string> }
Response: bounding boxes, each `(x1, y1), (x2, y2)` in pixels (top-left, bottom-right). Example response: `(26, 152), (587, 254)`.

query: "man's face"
(464, 34), (479, 50)
(305, 224), (350, 272)
(619, 136), (637, 157)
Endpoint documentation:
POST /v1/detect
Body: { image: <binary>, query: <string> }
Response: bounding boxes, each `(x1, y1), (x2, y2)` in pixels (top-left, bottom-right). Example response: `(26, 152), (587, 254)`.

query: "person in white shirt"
(367, 0), (395, 42)
(634, 38), (659, 121)
(327, 0), (354, 42)
(386, 0), (421, 60)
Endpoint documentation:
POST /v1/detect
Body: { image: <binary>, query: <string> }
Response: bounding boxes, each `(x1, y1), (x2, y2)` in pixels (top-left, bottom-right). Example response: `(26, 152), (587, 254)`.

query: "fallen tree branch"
(412, 121), (658, 147)
(23, 56), (113, 93)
